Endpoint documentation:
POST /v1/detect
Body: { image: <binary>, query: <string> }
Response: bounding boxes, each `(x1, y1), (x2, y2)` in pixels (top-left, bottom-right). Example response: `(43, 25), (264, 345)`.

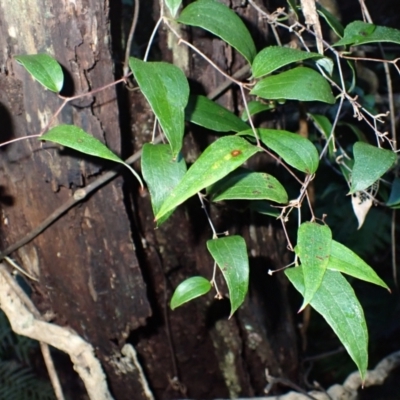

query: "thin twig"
(4, 256), (38, 281)
(40, 342), (66, 400)
(358, 0), (398, 285)
(123, 0), (140, 77)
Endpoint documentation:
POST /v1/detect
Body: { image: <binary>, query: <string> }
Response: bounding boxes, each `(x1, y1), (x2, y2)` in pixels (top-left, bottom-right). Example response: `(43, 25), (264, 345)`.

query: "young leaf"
(350, 142), (396, 194)
(328, 240), (389, 290)
(250, 67), (335, 104)
(207, 168), (288, 203)
(252, 47), (323, 79)
(177, 0), (256, 64)
(308, 113), (332, 137)
(155, 136), (260, 221)
(165, 0), (182, 17)
(241, 100), (275, 121)
(39, 125), (143, 187)
(185, 95), (249, 132)
(295, 222), (332, 310)
(129, 58), (189, 157)
(334, 21), (400, 47)
(285, 267), (368, 380)
(14, 54), (64, 93)
(170, 276), (212, 310)
(387, 177), (400, 207)
(207, 235), (249, 317)
(316, 3), (344, 38)
(240, 128), (319, 174)
(142, 144), (187, 226)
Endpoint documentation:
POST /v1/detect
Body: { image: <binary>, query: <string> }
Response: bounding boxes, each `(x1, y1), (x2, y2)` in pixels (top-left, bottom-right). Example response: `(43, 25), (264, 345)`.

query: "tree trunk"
(0, 0), (299, 399)
(0, 1), (151, 399)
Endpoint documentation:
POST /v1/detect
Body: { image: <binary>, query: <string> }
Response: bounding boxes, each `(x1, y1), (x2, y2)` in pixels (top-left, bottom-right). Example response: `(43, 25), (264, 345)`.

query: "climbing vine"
(4, 0), (400, 384)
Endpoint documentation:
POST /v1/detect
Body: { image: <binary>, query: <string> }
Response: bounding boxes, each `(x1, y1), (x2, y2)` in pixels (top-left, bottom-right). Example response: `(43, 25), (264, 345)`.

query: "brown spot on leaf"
(231, 150), (242, 157)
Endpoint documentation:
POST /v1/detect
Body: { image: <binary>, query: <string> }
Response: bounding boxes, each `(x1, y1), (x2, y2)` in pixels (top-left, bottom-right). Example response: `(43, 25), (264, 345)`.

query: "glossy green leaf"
(295, 222), (332, 310)
(387, 177), (400, 207)
(316, 3), (344, 38)
(207, 235), (249, 317)
(165, 0), (182, 17)
(241, 128), (319, 174)
(252, 47), (323, 79)
(251, 67), (335, 104)
(241, 100), (275, 121)
(170, 276), (212, 310)
(285, 267), (368, 380)
(129, 57), (189, 157)
(207, 168), (288, 203)
(155, 136), (260, 220)
(334, 21), (400, 47)
(185, 95), (249, 132)
(178, 0), (256, 64)
(142, 144), (187, 225)
(328, 240), (389, 289)
(350, 142), (396, 194)
(14, 54), (63, 93)
(39, 125), (143, 187)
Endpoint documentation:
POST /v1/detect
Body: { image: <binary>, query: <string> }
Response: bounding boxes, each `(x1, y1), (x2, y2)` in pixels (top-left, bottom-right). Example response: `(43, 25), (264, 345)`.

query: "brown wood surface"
(0, 0), (299, 398)
(0, 1), (151, 399)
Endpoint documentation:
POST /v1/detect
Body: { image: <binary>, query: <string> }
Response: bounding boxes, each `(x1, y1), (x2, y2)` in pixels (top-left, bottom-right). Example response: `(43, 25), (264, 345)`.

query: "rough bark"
(0, 0), (300, 399)
(0, 1), (150, 399)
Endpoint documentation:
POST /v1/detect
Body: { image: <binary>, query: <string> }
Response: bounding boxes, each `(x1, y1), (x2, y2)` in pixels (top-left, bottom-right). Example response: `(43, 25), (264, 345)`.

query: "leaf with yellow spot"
(155, 136), (260, 221)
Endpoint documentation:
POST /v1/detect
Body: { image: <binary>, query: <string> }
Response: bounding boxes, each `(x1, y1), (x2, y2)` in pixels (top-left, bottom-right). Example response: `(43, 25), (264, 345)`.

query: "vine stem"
(123, 0), (140, 77)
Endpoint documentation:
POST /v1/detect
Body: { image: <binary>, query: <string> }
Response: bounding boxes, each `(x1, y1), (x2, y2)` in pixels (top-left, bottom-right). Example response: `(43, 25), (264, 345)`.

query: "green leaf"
(308, 113), (334, 159)
(350, 142), (396, 194)
(387, 177), (400, 207)
(185, 95), (249, 132)
(252, 47), (323, 79)
(207, 235), (249, 317)
(39, 125), (143, 187)
(207, 168), (288, 203)
(334, 21), (400, 47)
(295, 222), (332, 310)
(328, 240), (389, 290)
(178, 0), (256, 64)
(170, 276), (212, 310)
(249, 201), (280, 217)
(142, 144), (187, 226)
(316, 57), (334, 76)
(286, 0), (299, 19)
(241, 100), (275, 121)
(14, 54), (64, 93)
(165, 0), (182, 17)
(240, 128), (319, 174)
(316, 3), (344, 38)
(155, 136), (260, 220)
(129, 58), (189, 157)
(251, 67), (335, 104)
(285, 267), (368, 380)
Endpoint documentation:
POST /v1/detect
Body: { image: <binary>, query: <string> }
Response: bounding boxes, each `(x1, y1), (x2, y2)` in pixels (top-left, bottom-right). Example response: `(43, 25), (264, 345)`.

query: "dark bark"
(0, 0), (299, 399)
(0, 1), (150, 399)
